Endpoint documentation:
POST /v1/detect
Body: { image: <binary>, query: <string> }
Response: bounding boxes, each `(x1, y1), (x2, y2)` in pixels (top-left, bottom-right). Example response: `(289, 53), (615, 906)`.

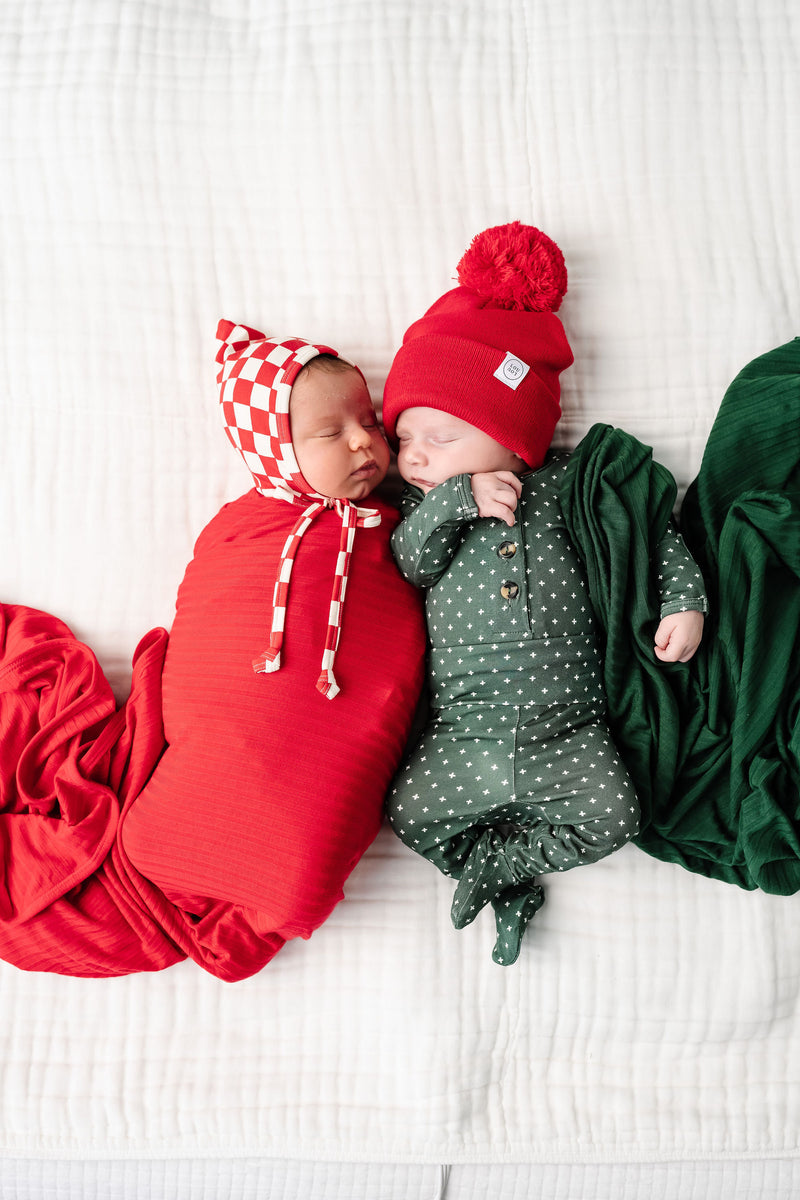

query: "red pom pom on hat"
(456, 221), (567, 313)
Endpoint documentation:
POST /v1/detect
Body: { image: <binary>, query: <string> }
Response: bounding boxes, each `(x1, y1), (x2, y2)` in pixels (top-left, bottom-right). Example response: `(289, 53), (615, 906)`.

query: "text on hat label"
(494, 352), (531, 390)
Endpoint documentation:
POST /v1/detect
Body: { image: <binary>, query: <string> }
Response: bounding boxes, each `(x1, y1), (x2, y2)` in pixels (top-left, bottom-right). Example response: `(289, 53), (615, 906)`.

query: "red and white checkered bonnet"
(216, 319), (359, 501)
(215, 319), (380, 699)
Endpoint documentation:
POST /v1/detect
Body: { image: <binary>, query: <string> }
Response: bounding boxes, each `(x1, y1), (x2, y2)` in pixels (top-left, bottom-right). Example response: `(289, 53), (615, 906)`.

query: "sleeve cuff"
(659, 597), (709, 618)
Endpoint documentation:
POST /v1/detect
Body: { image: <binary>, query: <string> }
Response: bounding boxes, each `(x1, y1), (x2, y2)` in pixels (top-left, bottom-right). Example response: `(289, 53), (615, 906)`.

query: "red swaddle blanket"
(122, 488), (425, 979)
(0, 324), (426, 980)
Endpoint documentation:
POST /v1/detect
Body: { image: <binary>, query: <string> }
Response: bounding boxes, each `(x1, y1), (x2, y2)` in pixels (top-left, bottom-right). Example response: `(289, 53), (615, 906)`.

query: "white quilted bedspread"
(0, 0), (798, 1169)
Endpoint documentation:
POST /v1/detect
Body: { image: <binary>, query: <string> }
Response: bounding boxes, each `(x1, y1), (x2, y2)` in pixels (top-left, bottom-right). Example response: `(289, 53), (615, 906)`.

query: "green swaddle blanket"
(562, 337), (800, 893)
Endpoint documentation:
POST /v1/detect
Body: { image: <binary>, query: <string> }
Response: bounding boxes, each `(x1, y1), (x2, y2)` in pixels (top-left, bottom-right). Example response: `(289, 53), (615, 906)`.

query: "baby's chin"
(400, 474), (437, 494)
(340, 466), (389, 500)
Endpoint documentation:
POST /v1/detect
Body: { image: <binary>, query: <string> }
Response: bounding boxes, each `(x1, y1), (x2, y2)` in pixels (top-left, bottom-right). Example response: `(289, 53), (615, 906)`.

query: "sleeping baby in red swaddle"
(120, 324), (428, 977)
(0, 322), (426, 981)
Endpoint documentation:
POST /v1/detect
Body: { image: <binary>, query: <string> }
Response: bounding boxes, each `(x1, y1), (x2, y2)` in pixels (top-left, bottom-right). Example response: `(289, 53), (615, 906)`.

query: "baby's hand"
(654, 610), (705, 663)
(470, 471), (522, 527)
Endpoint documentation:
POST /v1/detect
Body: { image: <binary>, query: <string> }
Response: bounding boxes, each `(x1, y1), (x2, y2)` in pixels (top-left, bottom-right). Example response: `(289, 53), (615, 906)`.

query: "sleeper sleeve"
(655, 523), (709, 617)
(391, 477), (479, 588)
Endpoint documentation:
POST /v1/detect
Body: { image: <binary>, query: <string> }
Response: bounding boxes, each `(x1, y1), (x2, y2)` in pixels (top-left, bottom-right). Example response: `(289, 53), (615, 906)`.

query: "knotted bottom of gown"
(450, 828), (546, 965)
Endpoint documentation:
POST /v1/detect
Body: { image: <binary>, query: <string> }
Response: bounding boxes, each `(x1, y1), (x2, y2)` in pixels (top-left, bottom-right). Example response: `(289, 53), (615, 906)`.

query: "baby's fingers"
(493, 471), (523, 497)
(654, 611), (705, 663)
(471, 471), (521, 527)
(477, 497), (517, 527)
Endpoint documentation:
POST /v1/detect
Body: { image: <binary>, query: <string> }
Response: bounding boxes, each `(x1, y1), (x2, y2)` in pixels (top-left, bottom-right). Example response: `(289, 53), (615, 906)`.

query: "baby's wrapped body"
(387, 452), (707, 963)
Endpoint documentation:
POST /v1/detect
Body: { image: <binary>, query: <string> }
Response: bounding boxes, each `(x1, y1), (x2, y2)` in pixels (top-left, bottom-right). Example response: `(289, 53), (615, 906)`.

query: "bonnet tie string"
(252, 497), (377, 699)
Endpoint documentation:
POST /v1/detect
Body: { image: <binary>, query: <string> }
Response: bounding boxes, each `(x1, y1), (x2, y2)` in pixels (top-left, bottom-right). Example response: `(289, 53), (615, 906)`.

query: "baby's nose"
(350, 425), (372, 448)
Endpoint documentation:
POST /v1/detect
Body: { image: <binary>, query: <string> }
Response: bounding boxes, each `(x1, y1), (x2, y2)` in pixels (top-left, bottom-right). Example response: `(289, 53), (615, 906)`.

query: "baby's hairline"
(297, 352), (358, 377)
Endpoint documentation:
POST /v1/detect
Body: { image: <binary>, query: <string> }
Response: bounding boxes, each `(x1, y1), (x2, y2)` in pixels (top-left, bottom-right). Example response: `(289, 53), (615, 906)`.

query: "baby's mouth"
(351, 460), (378, 477)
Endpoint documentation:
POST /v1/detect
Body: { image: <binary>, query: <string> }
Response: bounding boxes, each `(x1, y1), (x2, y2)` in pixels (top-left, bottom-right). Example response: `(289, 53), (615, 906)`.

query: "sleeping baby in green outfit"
(381, 221), (707, 965)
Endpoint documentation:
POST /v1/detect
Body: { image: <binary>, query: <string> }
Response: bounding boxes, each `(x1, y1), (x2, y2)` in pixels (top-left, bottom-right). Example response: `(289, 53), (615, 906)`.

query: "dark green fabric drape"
(560, 338), (800, 893)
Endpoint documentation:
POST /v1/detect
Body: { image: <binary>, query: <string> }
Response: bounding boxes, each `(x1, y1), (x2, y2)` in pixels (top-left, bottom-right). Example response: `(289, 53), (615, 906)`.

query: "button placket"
(496, 532), (521, 607)
(514, 480), (541, 635)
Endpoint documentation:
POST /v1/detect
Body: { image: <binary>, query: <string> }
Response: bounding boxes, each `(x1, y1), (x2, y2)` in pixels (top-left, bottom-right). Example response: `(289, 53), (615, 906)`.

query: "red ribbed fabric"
(0, 493), (426, 981)
(0, 606), (183, 975)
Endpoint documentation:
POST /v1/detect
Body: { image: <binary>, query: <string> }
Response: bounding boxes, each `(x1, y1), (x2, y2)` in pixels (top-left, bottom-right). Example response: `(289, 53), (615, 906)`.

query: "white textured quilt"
(1, 0), (799, 1175)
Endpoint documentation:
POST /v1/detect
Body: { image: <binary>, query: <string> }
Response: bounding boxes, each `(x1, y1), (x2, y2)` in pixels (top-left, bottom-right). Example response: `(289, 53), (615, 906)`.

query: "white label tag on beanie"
(494, 352), (530, 390)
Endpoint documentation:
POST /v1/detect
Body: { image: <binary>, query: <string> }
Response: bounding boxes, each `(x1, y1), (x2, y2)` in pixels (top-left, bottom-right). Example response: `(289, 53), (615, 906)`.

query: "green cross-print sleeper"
(387, 449), (707, 965)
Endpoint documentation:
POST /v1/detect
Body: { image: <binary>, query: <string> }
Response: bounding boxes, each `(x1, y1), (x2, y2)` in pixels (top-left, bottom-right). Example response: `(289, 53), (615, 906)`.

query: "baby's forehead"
(289, 363), (374, 425)
(396, 407), (465, 434)
(292, 362), (366, 400)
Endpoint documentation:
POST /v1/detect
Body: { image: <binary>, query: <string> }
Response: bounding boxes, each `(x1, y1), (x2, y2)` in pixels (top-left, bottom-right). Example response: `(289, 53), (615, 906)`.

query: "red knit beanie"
(382, 222), (574, 469)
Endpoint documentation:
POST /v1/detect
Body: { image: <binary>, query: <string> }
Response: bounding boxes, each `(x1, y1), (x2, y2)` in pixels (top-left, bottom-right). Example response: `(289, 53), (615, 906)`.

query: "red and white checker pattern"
(215, 319), (381, 698)
(251, 497), (360, 700)
(316, 499), (359, 698)
(216, 319), (343, 499)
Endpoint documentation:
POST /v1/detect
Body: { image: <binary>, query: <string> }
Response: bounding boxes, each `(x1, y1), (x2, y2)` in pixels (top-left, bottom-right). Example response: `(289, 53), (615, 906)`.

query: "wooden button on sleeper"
(500, 582), (519, 600)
